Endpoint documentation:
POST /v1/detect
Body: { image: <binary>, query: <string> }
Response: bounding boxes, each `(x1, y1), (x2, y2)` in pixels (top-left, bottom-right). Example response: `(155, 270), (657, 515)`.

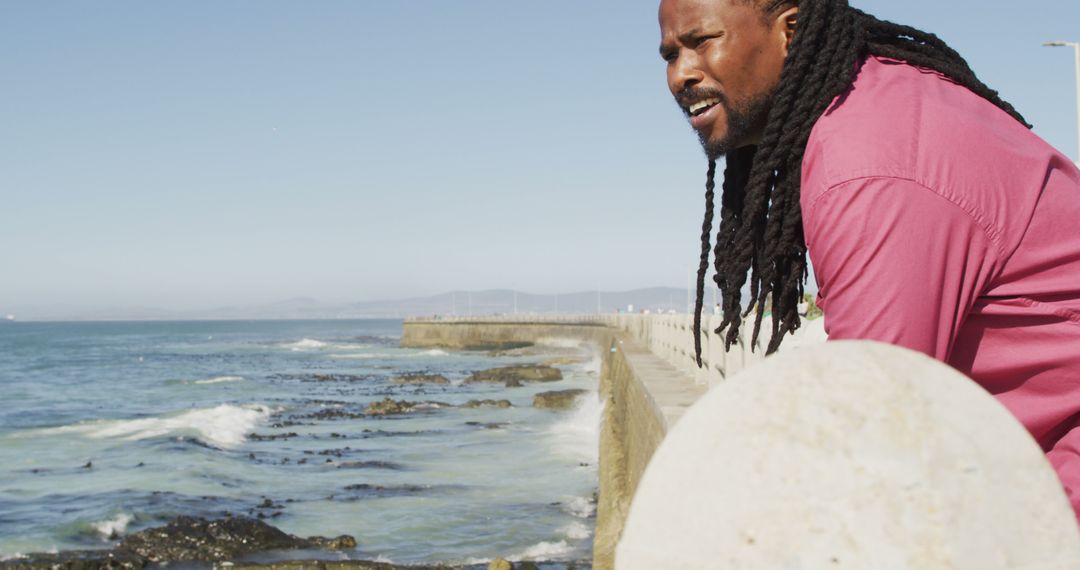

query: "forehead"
(659, 0), (762, 36)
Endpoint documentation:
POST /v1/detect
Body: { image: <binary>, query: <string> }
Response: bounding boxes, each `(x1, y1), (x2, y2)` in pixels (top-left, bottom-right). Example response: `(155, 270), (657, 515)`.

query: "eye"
(660, 48), (678, 63)
(693, 34), (721, 48)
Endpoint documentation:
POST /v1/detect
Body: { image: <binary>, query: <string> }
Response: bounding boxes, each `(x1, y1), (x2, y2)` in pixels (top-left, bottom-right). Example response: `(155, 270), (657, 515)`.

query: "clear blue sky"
(2, 0), (1078, 313)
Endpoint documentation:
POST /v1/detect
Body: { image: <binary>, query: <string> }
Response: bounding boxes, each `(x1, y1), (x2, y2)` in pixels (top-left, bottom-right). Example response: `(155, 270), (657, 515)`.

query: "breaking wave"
(510, 540), (573, 561)
(546, 392), (601, 464)
(283, 338), (329, 351)
(39, 404), (273, 449)
(193, 375), (244, 385)
(559, 521), (591, 541)
(92, 513), (133, 540)
(562, 496), (596, 519)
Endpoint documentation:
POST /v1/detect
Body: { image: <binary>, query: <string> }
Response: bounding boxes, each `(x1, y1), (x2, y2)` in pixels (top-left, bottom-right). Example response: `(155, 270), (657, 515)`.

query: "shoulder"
(800, 55), (1052, 252)
(802, 55), (1030, 188)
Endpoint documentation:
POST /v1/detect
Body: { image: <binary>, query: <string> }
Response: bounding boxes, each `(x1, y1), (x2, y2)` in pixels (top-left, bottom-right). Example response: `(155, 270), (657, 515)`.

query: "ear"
(777, 6), (799, 55)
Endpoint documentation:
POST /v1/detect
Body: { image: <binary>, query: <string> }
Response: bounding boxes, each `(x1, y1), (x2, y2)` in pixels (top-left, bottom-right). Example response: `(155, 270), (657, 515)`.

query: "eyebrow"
(659, 27), (708, 57)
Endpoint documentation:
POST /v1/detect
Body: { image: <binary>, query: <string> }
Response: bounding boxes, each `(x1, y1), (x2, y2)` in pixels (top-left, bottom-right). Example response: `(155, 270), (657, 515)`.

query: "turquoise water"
(0, 320), (599, 567)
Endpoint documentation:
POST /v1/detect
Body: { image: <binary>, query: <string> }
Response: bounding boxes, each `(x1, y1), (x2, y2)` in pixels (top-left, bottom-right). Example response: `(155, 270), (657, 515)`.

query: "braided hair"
(692, 0), (1029, 366)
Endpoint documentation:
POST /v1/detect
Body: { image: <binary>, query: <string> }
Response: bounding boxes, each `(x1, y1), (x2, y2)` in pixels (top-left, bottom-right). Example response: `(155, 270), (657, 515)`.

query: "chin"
(700, 132), (736, 159)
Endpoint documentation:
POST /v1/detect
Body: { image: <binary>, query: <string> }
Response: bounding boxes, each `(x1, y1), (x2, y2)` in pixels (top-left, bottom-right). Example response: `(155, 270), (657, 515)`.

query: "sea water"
(0, 320), (599, 567)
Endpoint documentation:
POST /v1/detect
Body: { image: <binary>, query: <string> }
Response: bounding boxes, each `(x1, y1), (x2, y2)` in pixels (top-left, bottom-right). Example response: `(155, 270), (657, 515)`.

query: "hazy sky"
(2, 0), (1078, 312)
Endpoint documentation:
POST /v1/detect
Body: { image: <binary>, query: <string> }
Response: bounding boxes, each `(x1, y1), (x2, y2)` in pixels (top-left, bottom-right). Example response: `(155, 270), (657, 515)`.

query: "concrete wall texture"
(401, 313), (822, 569)
(400, 314), (1077, 569)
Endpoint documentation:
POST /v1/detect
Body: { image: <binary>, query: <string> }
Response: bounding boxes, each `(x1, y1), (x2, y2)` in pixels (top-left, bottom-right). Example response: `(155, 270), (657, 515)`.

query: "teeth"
(688, 98), (720, 115)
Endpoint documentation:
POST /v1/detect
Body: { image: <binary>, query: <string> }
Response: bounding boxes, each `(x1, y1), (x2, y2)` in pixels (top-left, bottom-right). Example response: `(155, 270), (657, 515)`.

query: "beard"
(694, 89), (774, 160)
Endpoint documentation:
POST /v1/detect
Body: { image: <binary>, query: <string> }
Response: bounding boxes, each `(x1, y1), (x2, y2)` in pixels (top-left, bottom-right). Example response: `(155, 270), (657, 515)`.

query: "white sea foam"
(563, 496), (596, 519)
(537, 337), (585, 349)
(546, 392), (601, 464)
(560, 521), (591, 541)
(43, 404), (272, 449)
(193, 376), (244, 385)
(510, 540), (572, 561)
(582, 355), (602, 376)
(93, 513), (133, 540)
(286, 338), (383, 353)
(333, 348), (447, 360)
(0, 553), (27, 562)
(330, 353), (386, 360)
(284, 338), (329, 351)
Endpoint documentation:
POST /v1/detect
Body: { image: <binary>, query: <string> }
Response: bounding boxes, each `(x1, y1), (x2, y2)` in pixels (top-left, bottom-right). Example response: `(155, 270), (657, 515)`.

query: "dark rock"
(250, 432), (299, 442)
(306, 408), (364, 421)
(114, 516), (355, 562)
(364, 398), (450, 416)
(504, 379), (524, 388)
(465, 421), (509, 430)
(390, 373), (450, 385)
(308, 374), (372, 383)
(462, 399), (512, 409)
(305, 535), (358, 550)
(338, 484), (433, 499)
(533, 389), (589, 411)
(227, 560), (464, 570)
(336, 460), (405, 471)
(465, 365), (562, 384)
(0, 549), (146, 570)
(463, 341), (533, 351)
(364, 398), (416, 416)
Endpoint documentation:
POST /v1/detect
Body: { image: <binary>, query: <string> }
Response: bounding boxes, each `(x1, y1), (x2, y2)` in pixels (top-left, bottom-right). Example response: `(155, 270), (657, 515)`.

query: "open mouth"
(687, 98), (721, 117)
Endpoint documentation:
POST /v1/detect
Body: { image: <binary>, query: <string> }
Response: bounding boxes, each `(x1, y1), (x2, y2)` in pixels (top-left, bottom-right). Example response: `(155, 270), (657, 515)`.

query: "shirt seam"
(806, 174), (1008, 263)
(974, 297), (1080, 327)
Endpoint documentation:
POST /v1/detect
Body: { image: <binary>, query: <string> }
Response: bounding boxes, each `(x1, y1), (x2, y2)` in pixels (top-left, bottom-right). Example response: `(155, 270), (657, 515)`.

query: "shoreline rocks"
(464, 365), (563, 385)
(391, 373), (450, 385)
(462, 399), (512, 409)
(364, 398), (451, 416)
(117, 516), (356, 563)
(533, 390), (589, 411)
(0, 517), (358, 570)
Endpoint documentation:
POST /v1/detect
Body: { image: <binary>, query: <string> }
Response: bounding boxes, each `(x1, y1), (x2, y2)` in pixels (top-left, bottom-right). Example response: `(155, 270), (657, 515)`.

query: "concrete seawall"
(401, 314), (825, 569)
(403, 315), (1080, 569)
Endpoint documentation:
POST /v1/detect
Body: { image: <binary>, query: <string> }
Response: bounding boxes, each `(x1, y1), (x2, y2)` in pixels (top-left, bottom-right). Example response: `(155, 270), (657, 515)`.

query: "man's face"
(659, 0), (795, 157)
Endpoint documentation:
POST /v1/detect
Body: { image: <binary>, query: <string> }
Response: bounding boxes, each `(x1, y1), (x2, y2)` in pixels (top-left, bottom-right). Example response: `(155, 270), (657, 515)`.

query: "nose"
(669, 50), (705, 95)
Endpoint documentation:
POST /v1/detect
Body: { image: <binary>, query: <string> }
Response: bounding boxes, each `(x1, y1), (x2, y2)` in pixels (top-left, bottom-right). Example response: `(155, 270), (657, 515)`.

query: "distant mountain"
(10, 288), (695, 321)
(348, 287), (693, 318)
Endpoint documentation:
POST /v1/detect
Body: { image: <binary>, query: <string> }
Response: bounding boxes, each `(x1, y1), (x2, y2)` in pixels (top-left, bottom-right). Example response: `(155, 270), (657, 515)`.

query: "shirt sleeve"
(803, 176), (1001, 361)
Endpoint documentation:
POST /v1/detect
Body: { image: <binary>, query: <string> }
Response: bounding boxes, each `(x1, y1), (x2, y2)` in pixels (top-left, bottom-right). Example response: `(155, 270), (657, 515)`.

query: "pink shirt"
(802, 55), (1080, 517)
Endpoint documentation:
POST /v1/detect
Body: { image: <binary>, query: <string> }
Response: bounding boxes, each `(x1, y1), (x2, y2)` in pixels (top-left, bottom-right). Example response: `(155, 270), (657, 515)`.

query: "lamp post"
(1043, 41), (1080, 165)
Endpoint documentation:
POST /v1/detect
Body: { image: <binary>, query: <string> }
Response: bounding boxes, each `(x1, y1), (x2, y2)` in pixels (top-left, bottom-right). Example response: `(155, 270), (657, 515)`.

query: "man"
(659, 0), (1080, 519)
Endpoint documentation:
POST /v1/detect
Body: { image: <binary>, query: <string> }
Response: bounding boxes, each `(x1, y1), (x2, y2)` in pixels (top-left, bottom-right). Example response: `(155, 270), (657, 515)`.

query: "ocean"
(0, 320), (600, 567)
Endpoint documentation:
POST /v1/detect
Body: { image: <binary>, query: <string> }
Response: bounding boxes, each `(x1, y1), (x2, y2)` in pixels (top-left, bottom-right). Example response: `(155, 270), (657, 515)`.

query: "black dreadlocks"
(692, 0), (1030, 367)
